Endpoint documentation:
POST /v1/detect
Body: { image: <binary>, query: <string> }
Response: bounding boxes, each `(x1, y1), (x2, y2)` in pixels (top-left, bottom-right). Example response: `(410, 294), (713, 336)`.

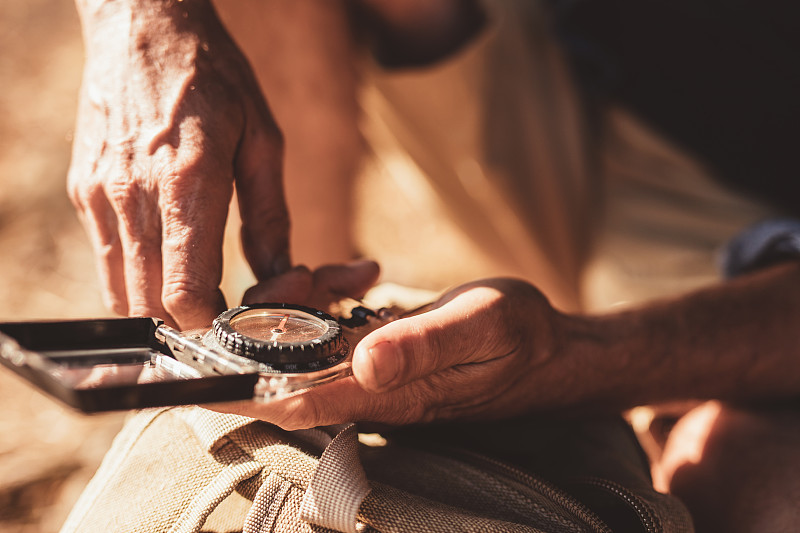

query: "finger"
(235, 97), (291, 281)
(106, 177), (175, 324)
(208, 370), (445, 430)
(312, 260), (380, 299)
(204, 378), (366, 430)
(74, 186), (129, 315)
(352, 285), (514, 393)
(67, 85), (129, 315)
(159, 160), (232, 330)
(205, 376), (406, 431)
(241, 265), (313, 305)
(269, 377), (427, 430)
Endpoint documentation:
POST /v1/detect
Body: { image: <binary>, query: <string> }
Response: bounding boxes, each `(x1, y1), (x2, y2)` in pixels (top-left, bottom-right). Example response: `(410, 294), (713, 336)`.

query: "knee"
(657, 401), (800, 533)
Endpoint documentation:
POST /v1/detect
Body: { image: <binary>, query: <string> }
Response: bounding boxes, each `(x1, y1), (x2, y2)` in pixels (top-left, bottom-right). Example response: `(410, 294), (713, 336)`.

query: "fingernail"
(272, 253), (291, 275)
(367, 341), (402, 391)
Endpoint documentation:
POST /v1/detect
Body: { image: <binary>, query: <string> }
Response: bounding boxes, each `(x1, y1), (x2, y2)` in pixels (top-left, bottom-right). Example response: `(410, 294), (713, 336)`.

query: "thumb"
(352, 286), (512, 393)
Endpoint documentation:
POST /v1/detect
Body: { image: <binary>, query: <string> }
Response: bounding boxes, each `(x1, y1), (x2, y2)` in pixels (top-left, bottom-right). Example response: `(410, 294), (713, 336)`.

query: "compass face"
(212, 303), (348, 371)
(229, 308), (330, 345)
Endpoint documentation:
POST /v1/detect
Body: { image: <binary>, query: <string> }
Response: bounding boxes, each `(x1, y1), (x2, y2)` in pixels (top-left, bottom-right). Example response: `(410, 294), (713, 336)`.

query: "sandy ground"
(0, 2), (128, 531)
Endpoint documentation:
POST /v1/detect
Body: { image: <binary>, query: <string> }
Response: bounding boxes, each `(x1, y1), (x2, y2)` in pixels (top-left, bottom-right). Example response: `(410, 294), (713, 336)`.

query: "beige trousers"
(354, 0), (775, 312)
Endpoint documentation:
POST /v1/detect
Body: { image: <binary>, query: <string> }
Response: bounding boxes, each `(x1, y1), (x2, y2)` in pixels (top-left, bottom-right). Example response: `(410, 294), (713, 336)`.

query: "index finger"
(159, 159), (232, 330)
(235, 97), (291, 281)
(205, 376), (411, 430)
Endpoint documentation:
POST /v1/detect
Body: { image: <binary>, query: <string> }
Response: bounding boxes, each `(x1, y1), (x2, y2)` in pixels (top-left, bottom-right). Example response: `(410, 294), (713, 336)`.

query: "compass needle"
(277, 314), (289, 332)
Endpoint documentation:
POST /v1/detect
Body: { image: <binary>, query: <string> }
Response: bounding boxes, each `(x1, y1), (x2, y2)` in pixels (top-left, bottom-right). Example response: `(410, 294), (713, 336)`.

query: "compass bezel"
(211, 303), (349, 371)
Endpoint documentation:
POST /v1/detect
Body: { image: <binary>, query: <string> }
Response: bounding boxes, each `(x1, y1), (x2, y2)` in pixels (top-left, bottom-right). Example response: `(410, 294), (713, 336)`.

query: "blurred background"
(0, 1), (770, 530)
(0, 1), (129, 531)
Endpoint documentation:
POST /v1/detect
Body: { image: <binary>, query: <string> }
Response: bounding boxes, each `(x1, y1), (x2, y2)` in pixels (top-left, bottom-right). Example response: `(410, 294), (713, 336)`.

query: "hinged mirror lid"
(0, 317), (260, 413)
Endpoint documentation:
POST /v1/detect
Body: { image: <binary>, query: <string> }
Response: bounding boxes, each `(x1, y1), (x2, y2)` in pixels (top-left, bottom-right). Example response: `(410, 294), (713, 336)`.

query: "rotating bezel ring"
(212, 303), (349, 372)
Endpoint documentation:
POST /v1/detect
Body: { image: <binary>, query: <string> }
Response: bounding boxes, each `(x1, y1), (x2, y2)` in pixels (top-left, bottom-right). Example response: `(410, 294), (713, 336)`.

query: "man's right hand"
(68, 0), (289, 329)
(214, 277), (580, 430)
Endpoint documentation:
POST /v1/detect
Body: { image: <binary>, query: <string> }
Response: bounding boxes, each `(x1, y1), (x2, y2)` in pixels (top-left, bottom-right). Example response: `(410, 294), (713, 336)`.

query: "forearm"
(560, 261), (800, 409)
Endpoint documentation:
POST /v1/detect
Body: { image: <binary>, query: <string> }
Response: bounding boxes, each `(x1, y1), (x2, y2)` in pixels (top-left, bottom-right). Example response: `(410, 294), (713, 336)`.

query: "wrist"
(552, 262), (800, 412)
(76, 0), (219, 46)
(76, 0), (212, 17)
(552, 308), (666, 411)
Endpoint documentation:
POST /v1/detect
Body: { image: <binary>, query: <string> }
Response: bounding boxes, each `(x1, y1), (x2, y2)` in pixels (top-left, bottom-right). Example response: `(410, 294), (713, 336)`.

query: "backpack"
(60, 405), (693, 532)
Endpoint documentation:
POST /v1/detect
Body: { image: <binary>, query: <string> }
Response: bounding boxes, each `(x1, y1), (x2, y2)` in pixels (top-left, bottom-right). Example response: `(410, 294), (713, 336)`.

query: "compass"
(211, 303), (349, 372)
(0, 298), (405, 411)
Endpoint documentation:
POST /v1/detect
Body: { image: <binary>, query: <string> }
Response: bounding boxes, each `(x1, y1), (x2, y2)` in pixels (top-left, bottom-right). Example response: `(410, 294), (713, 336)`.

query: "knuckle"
(277, 398), (324, 431)
(266, 126), (284, 151)
(105, 178), (163, 238)
(249, 114), (284, 151)
(126, 303), (158, 319)
(124, 291), (166, 320)
(480, 286), (526, 352)
(481, 281), (552, 362)
(408, 317), (451, 373)
(106, 193), (144, 232)
(68, 177), (103, 210)
(242, 201), (290, 230)
(105, 178), (143, 212)
(96, 240), (118, 261)
(110, 303), (128, 316)
(103, 294), (128, 316)
(159, 172), (232, 223)
(84, 182), (110, 212)
(417, 325), (445, 369)
(162, 285), (207, 314)
(66, 174), (83, 207)
(390, 387), (437, 425)
(240, 207), (291, 254)
(161, 281), (220, 329)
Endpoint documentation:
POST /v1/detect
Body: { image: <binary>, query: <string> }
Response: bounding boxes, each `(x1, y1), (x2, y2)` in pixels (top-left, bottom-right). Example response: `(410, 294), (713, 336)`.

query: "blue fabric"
(721, 219), (800, 279)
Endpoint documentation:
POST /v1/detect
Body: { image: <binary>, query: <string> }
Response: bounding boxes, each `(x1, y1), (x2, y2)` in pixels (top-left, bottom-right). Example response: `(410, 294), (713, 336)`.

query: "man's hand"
(218, 278), (589, 430)
(217, 261), (800, 430)
(68, 0), (288, 329)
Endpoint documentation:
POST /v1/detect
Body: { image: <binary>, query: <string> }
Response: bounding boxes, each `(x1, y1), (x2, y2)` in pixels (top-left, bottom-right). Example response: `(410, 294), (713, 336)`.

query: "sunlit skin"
(68, 0), (481, 331)
(70, 0), (289, 330)
(70, 0), (800, 530)
(214, 261), (800, 430)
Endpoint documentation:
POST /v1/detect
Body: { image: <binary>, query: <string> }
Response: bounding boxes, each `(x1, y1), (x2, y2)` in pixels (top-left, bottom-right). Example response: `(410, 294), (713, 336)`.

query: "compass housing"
(211, 303), (349, 372)
(0, 298), (400, 412)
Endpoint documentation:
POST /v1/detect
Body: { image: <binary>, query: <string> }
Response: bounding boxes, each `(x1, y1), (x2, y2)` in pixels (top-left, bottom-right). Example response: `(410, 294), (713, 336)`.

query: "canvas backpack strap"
(175, 406), (259, 451)
(168, 444), (263, 533)
(244, 423), (371, 533)
(300, 424), (372, 532)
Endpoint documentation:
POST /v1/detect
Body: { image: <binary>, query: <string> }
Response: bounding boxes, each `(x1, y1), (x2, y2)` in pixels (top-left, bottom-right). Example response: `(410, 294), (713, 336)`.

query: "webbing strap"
(299, 424), (371, 533)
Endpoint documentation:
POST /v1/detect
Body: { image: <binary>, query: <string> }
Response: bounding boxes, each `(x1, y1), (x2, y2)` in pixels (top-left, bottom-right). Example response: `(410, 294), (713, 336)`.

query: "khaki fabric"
(356, 0), (593, 310)
(59, 408), (266, 533)
(297, 425), (370, 533)
(60, 406), (693, 533)
(355, 0), (777, 313)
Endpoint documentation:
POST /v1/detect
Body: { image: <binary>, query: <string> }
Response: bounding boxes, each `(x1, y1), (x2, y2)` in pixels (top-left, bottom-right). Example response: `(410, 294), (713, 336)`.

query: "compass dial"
(212, 303), (348, 372)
